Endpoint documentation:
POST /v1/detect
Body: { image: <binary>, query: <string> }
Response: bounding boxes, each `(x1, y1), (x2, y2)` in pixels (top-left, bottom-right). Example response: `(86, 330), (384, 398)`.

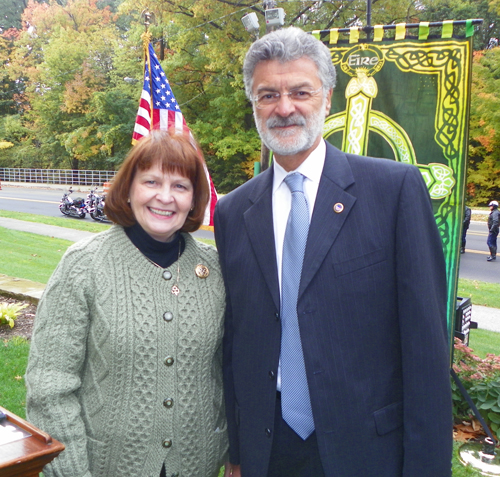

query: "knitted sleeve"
(25, 239), (96, 477)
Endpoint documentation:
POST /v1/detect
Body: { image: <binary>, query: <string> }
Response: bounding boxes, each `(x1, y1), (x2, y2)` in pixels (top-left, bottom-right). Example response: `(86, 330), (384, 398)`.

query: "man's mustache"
(267, 114), (306, 129)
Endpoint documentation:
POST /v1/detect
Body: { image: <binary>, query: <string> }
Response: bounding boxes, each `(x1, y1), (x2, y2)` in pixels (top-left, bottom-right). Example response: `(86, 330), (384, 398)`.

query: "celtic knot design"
(385, 46), (466, 161)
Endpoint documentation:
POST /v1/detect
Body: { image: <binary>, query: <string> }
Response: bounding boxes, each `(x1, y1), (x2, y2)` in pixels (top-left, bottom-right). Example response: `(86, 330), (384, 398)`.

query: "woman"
(26, 130), (229, 477)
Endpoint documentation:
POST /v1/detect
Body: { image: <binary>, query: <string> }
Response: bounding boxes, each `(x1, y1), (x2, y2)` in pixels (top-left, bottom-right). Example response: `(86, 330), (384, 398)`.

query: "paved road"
(0, 183), (215, 241)
(459, 222), (500, 283)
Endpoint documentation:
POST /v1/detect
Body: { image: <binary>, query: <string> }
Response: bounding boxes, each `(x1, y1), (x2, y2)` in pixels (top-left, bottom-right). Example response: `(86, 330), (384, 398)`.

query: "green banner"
(320, 26), (474, 349)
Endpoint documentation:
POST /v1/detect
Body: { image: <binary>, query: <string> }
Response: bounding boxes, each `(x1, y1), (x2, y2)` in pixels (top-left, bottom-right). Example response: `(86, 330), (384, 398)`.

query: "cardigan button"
(163, 311), (173, 322)
(171, 474), (179, 477)
(163, 398), (174, 408)
(162, 439), (172, 448)
(162, 270), (172, 280)
(164, 356), (174, 366)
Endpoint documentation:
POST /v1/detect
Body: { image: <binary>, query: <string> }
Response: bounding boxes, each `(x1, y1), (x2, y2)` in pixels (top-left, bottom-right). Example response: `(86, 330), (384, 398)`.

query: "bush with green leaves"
(0, 302), (28, 329)
(452, 338), (500, 439)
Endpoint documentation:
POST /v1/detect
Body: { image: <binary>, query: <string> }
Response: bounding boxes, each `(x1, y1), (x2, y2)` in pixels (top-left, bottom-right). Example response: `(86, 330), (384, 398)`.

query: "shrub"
(0, 302), (28, 328)
(452, 338), (500, 439)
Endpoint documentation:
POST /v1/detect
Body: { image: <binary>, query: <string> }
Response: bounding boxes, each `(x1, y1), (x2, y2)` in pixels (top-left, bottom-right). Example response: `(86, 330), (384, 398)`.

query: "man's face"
(251, 57), (332, 164)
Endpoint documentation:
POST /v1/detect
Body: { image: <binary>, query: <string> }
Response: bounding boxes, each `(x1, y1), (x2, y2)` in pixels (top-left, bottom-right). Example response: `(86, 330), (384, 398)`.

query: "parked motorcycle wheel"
(78, 209), (86, 219)
(60, 205), (70, 216)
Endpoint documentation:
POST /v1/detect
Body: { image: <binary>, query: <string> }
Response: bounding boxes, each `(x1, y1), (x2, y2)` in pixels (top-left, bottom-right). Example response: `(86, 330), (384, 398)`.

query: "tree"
(5, 0), (136, 170)
(467, 47), (500, 204)
(418, 0), (500, 50)
(0, 0), (30, 31)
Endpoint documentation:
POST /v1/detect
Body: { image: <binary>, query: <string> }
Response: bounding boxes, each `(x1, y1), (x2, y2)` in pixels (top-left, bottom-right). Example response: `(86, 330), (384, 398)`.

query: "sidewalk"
(1, 216), (500, 335)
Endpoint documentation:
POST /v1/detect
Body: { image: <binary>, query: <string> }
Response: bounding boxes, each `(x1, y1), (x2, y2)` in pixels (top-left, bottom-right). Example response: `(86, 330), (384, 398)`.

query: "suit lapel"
(244, 168), (281, 311)
(299, 144), (356, 299)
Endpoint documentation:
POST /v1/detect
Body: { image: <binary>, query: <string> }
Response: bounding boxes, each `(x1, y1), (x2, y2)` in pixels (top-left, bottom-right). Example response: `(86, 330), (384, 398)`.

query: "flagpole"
(141, 10), (155, 133)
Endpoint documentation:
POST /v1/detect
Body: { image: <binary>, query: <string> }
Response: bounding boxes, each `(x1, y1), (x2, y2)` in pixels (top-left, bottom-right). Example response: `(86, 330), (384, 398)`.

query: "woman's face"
(129, 162), (194, 242)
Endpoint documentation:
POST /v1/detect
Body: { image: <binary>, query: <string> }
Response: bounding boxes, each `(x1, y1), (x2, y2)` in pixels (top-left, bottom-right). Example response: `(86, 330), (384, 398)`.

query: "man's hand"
(224, 463), (242, 477)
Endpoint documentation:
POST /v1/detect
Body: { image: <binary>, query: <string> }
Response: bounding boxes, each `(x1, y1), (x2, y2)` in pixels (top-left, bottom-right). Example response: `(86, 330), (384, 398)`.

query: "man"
(487, 200), (499, 261)
(214, 27), (452, 477)
(461, 205), (471, 253)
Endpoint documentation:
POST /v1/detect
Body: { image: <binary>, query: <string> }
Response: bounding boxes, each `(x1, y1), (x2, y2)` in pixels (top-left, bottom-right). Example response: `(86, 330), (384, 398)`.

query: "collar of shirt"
(272, 139), (326, 208)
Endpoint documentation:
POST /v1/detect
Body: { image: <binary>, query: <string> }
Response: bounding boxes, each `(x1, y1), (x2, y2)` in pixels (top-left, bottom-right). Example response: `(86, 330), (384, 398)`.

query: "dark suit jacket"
(214, 142), (452, 477)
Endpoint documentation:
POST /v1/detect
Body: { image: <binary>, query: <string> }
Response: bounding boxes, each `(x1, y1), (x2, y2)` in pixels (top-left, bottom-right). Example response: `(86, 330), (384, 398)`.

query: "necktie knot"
(284, 172), (305, 194)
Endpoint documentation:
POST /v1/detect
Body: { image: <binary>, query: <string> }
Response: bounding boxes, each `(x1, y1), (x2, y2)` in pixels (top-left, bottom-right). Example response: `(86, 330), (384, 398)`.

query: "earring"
(127, 197), (131, 203)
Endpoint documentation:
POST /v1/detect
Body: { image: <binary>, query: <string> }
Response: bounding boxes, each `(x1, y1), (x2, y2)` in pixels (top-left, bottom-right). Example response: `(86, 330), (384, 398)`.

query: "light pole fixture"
(241, 12), (260, 33)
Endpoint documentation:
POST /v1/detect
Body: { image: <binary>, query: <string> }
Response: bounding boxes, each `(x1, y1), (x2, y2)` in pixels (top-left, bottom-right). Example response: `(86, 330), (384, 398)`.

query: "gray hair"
(243, 26), (337, 100)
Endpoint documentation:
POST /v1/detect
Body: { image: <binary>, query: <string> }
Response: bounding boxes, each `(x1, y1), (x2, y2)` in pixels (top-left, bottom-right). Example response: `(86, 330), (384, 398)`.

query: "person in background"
(461, 205), (471, 253)
(487, 200), (500, 261)
(214, 27), (452, 477)
(26, 129), (229, 477)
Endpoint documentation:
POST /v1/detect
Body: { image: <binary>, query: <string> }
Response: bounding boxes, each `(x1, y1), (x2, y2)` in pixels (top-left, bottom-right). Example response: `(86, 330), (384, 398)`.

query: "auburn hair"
(105, 129), (210, 233)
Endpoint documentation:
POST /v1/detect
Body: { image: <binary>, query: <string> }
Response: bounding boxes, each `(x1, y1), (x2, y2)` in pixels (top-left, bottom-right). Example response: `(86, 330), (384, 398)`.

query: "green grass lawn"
(458, 278), (500, 309)
(1, 337), (31, 418)
(467, 328), (500, 358)
(0, 227), (72, 283)
(0, 210), (498, 475)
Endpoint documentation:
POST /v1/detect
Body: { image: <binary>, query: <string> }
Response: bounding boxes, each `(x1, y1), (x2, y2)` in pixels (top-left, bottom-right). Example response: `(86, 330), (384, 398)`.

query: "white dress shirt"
(272, 139), (326, 390)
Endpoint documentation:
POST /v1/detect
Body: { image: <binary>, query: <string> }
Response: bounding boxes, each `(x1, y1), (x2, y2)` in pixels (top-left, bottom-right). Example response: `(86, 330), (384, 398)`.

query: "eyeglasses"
(252, 87), (323, 109)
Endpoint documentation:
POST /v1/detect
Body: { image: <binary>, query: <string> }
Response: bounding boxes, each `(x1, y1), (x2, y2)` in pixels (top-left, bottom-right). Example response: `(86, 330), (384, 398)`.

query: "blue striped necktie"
(280, 172), (315, 440)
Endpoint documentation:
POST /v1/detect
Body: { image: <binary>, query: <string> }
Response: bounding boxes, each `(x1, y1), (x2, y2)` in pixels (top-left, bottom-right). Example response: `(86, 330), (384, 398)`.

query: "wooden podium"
(0, 406), (65, 477)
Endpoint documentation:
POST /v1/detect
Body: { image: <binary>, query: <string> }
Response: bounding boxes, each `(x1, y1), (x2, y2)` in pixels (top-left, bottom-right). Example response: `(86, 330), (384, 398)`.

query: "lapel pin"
(195, 264), (210, 278)
(333, 203), (344, 214)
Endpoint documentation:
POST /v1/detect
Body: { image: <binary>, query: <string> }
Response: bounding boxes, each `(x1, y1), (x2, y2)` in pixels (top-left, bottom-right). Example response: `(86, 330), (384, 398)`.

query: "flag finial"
(140, 9), (156, 32)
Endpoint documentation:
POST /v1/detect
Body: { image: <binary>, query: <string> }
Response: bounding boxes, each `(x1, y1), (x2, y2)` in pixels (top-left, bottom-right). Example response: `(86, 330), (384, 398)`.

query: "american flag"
(132, 42), (217, 229)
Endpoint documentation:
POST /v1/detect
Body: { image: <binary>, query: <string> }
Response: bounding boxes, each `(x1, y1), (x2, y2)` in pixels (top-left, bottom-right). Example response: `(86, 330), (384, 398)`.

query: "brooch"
(195, 264), (210, 278)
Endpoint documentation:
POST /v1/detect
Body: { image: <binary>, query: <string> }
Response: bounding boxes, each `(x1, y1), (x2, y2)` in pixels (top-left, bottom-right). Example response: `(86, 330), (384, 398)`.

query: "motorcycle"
(59, 187), (87, 219)
(86, 186), (110, 223)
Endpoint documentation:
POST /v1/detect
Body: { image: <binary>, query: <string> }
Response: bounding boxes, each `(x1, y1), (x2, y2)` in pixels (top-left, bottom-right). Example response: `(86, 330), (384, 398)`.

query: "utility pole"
(259, 0), (279, 172)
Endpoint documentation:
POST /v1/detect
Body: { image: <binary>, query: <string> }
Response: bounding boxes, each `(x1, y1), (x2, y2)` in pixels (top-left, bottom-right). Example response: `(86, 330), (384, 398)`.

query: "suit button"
(163, 311), (173, 322)
(269, 370), (275, 380)
(265, 428), (272, 437)
(162, 439), (172, 448)
(275, 312), (280, 321)
(164, 356), (174, 366)
(163, 398), (174, 408)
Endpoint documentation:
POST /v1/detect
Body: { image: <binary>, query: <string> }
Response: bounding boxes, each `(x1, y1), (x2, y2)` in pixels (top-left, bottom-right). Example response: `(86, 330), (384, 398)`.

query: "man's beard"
(254, 105), (326, 156)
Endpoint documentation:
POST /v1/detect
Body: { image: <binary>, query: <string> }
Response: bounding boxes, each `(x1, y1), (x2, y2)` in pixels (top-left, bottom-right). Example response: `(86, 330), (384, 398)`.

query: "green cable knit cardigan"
(25, 226), (228, 477)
